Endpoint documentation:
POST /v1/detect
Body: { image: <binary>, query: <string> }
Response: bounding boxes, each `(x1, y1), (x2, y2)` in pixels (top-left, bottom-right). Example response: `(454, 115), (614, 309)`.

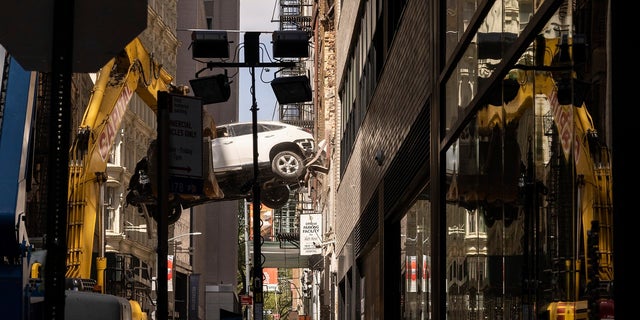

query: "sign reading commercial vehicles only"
(168, 95), (203, 195)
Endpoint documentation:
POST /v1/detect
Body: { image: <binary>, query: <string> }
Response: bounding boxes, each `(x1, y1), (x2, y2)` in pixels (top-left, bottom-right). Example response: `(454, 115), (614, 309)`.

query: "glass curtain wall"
(440, 0), (613, 319)
(400, 195), (432, 319)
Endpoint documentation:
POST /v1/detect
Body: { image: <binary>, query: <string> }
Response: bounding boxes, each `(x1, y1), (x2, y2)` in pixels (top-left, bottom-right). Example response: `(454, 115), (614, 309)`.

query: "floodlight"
(272, 30), (310, 58)
(270, 75), (313, 104)
(191, 30), (229, 59)
(189, 73), (231, 104)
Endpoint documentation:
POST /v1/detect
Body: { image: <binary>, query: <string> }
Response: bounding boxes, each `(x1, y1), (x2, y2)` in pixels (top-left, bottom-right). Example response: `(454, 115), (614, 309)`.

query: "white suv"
(213, 121), (315, 182)
(126, 121), (325, 222)
(211, 121), (318, 208)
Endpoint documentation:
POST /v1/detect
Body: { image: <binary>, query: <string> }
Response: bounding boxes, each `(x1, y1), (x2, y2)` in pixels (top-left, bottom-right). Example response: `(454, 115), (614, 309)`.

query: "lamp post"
(168, 232), (202, 243)
(169, 232), (202, 270)
(286, 280), (304, 316)
(189, 29), (312, 320)
(168, 232), (202, 320)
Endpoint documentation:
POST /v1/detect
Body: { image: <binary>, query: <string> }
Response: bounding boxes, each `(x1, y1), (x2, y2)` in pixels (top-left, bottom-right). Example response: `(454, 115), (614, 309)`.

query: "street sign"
(167, 94), (203, 195)
(240, 295), (253, 305)
(300, 213), (323, 255)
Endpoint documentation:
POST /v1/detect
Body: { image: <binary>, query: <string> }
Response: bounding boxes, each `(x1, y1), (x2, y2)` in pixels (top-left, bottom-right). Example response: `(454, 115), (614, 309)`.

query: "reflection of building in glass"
(319, 0), (616, 318)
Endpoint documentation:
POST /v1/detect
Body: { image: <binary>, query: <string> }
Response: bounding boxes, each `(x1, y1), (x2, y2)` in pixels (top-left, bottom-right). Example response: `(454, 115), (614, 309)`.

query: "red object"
(599, 299), (614, 319)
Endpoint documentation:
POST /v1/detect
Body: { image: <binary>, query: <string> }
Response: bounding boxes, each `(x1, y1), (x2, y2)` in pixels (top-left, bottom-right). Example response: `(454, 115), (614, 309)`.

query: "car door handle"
(265, 134), (275, 138)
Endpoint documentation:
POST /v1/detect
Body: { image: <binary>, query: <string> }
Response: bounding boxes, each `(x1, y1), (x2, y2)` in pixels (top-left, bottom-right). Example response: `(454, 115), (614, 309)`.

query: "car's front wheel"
(272, 150), (305, 181)
(142, 201), (182, 225)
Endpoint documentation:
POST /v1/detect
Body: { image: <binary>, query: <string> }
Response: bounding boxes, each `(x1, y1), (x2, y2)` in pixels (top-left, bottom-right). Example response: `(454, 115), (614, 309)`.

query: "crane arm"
(66, 37), (173, 281)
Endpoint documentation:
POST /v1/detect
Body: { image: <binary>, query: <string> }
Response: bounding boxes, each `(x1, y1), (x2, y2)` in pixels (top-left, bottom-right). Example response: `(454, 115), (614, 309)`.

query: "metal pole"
(167, 232), (202, 319)
(251, 65), (264, 320)
(245, 200), (252, 320)
(157, 91), (170, 320)
(172, 241), (177, 320)
(46, 0), (74, 318)
(189, 30), (299, 320)
(174, 239), (186, 320)
(96, 172), (107, 293)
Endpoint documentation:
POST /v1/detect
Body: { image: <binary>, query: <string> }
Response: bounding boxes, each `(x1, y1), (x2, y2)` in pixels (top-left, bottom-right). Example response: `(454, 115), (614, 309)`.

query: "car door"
(228, 123), (259, 166)
(211, 124), (242, 171)
(229, 122), (280, 165)
(257, 123), (282, 163)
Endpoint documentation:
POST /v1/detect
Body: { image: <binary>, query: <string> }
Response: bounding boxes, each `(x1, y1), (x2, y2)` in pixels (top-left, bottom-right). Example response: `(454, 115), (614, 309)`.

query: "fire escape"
(274, 0), (314, 250)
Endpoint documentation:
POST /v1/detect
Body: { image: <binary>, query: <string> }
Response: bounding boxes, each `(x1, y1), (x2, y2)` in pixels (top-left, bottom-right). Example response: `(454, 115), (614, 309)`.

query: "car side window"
(261, 124), (280, 132)
(257, 124), (273, 133)
(233, 124), (253, 136)
(216, 127), (229, 138)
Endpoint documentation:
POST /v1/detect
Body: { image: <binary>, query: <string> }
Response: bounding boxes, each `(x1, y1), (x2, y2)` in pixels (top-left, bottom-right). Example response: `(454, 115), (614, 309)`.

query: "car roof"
(218, 120), (292, 127)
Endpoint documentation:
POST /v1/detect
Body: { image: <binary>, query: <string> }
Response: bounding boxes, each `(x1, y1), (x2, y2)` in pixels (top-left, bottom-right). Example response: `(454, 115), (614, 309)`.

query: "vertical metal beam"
(245, 200), (252, 320)
(96, 171), (107, 293)
(46, 0), (74, 318)
(157, 92), (171, 319)
(251, 64), (264, 320)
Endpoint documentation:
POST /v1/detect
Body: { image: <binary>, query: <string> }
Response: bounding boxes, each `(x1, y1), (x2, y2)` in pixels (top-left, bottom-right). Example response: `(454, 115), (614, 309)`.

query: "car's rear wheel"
(261, 185), (290, 209)
(272, 150), (305, 181)
(144, 202), (182, 225)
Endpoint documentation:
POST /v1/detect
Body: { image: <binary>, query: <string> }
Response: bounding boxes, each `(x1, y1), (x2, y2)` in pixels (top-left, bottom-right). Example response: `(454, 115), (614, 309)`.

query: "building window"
(105, 186), (118, 231)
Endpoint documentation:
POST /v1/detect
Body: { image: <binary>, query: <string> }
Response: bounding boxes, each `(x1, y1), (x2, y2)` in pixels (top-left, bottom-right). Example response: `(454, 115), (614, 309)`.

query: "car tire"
(272, 150), (305, 182)
(261, 185), (290, 209)
(146, 202), (182, 225)
(167, 202), (183, 225)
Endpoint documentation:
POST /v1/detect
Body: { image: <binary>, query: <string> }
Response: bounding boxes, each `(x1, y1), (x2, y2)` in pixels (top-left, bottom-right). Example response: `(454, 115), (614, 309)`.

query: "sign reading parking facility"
(300, 213), (322, 255)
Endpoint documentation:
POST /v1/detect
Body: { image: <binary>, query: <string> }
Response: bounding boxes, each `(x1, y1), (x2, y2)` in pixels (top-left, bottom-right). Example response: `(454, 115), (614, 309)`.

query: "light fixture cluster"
(189, 30), (313, 105)
(187, 29), (314, 320)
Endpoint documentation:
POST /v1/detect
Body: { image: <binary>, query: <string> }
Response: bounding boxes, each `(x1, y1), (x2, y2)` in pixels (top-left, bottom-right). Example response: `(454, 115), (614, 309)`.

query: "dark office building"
(176, 1), (241, 319)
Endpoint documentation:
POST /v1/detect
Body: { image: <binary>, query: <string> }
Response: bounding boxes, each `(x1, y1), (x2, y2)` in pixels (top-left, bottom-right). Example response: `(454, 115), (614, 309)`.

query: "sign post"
(240, 295), (253, 306)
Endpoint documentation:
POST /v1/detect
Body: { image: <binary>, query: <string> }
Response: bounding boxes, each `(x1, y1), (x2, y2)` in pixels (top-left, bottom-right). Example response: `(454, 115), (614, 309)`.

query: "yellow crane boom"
(66, 37), (172, 283)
